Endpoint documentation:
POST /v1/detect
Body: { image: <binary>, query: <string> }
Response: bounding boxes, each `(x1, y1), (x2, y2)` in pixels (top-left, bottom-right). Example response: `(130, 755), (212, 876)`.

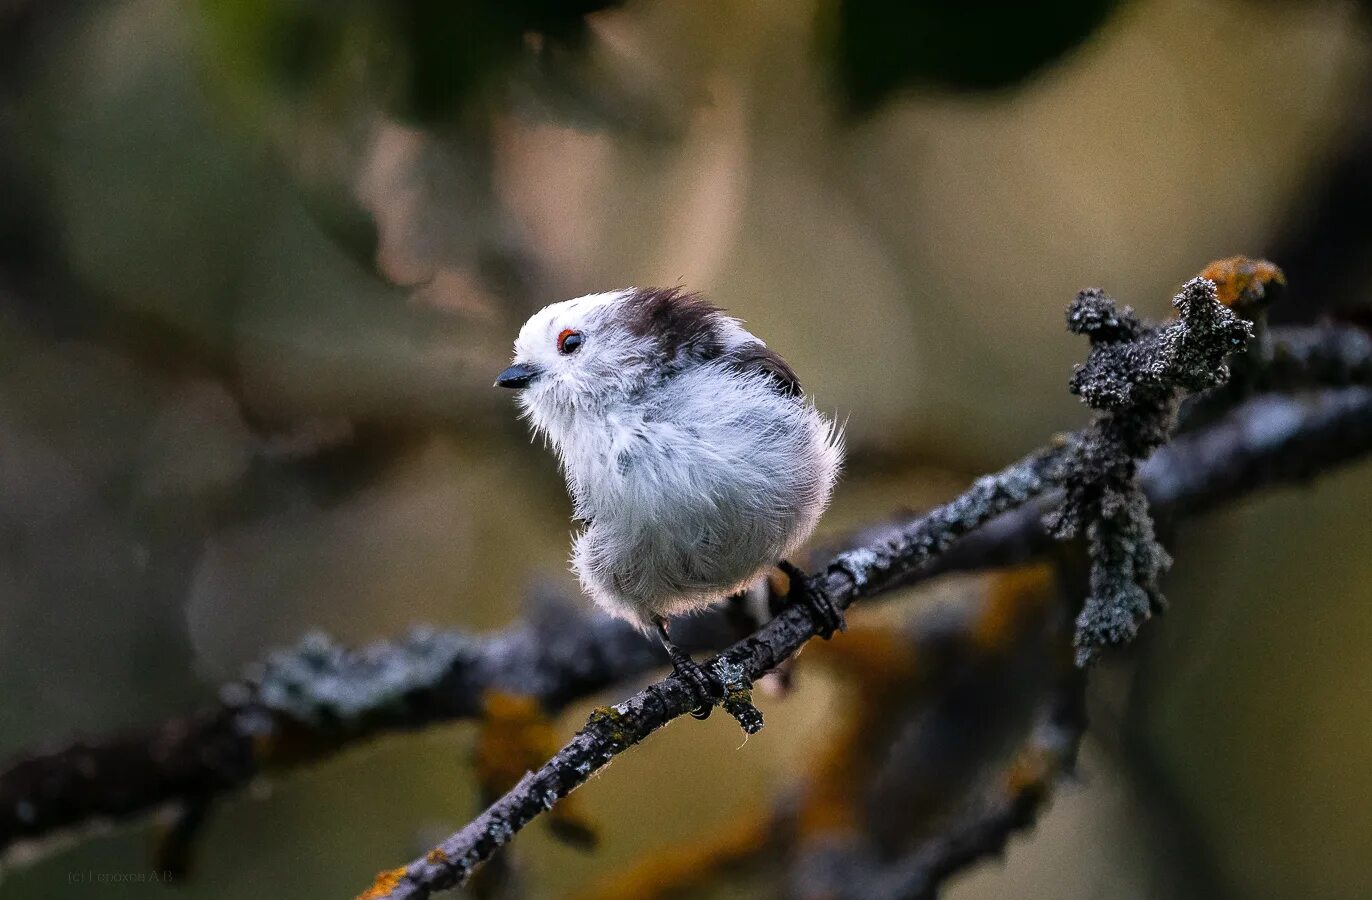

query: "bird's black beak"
(495, 362), (540, 389)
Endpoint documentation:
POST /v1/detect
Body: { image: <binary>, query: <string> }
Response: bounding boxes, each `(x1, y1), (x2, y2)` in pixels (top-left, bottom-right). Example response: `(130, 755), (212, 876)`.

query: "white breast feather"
(564, 356), (843, 628)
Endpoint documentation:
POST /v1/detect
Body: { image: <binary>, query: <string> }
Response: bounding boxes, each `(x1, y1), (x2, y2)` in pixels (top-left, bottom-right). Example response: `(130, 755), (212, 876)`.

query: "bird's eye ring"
(556, 329), (583, 355)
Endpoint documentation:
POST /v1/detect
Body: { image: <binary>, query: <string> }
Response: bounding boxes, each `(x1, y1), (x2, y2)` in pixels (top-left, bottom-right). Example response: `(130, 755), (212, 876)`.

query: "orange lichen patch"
(806, 627), (921, 686)
(970, 564), (1056, 655)
(473, 692), (556, 792)
(424, 847), (449, 866)
(802, 569), (1065, 838)
(797, 713), (872, 836)
(797, 627), (926, 837)
(1003, 748), (1052, 796)
(1199, 256), (1286, 316)
(569, 812), (773, 900)
(473, 690), (597, 847)
(357, 866), (407, 900)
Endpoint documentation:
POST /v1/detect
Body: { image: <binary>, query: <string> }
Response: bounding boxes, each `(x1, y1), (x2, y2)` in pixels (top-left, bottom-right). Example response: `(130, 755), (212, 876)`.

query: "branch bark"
(4, 316), (1372, 889)
(362, 280), (1372, 899)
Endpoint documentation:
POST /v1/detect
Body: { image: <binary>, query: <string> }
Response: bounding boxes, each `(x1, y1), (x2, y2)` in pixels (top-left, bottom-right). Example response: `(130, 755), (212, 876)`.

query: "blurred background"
(2, 0), (1372, 897)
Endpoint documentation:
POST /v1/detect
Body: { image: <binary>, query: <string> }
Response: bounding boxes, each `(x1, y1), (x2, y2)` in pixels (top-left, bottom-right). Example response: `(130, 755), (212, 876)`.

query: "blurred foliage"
(398, 0), (619, 122)
(195, 0), (686, 285)
(199, 0), (624, 124)
(200, 0), (1130, 134)
(825, 0), (1123, 111)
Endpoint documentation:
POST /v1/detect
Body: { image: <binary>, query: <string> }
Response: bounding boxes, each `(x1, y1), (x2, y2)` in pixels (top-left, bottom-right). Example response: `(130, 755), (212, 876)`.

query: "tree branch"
(873, 676), (1088, 900)
(362, 438), (1065, 898)
(361, 276), (1372, 899)
(0, 601), (678, 865)
(5, 291), (1372, 891)
(792, 671), (1087, 900)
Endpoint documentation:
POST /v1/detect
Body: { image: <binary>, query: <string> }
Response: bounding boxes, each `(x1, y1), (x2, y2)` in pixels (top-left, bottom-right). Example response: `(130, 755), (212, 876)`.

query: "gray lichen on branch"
(1050, 277), (1252, 664)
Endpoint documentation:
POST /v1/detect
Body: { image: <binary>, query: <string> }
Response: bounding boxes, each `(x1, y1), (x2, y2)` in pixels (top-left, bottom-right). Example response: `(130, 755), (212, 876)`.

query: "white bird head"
(496, 287), (751, 442)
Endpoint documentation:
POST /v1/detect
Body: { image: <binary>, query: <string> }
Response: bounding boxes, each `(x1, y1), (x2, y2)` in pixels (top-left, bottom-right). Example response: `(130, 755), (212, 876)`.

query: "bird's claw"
(654, 617), (720, 718)
(778, 560), (846, 639)
(672, 657), (719, 720)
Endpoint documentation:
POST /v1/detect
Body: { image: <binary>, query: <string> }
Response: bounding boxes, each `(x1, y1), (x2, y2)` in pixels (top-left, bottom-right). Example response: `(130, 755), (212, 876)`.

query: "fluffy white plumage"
(499, 287), (843, 630)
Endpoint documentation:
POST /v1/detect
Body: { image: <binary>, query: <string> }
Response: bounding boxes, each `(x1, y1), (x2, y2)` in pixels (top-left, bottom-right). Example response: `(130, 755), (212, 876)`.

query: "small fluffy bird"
(496, 287), (844, 712)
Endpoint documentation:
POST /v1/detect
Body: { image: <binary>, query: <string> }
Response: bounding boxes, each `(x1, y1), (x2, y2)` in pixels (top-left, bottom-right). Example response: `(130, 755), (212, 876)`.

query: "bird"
(495, 286), (844, 715)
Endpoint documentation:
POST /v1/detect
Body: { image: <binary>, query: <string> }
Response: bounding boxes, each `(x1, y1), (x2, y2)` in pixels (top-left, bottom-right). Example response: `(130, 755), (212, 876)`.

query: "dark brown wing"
(723, 344), (802, 397)
(622, 286), (726, 369)
(620, 287), (801, 396)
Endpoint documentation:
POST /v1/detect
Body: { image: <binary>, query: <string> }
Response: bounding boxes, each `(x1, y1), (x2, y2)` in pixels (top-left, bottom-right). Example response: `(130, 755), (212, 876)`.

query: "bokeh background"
(2, 0), (1372, 897)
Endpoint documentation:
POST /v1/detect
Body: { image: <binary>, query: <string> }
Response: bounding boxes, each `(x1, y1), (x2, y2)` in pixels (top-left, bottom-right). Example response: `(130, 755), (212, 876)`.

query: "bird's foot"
(654, 618), (719, 719)
(673, 657), (719, 721)
(777, 559), (846, 639)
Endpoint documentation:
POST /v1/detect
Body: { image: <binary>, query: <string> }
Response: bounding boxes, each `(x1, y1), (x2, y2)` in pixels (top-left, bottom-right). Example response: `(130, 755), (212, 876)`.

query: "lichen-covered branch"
(1049, 278), (1251, 663)
(0, 597), (676, 865)
(849, 673), (1087, 900)
(6, 265), (1372, 895)
(923, 384), (1372, 581)
(362, 271), (1372, 898)
(4, 370), (1369, 884)
(788, 674), (1086, 900)
(364, 443), (1067, 899)
(576, 565), (1074, 900)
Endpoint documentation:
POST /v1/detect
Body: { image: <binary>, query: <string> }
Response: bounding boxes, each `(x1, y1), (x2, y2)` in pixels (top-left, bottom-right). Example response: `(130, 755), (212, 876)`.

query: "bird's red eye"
(556, 329), (583, 355)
